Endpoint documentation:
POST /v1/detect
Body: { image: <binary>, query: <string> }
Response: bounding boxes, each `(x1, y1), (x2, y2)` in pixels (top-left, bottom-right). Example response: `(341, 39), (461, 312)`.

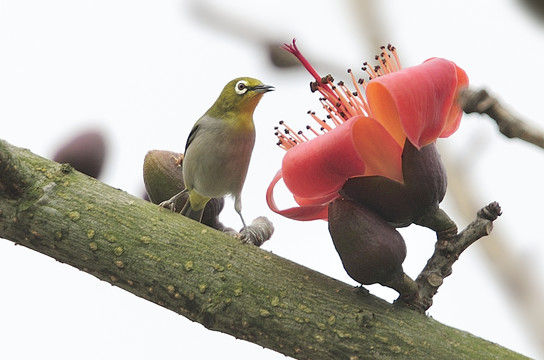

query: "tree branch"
(459, 88), (544, 149)
(0, 139), (527, 359)
(406, 203), (502, 311)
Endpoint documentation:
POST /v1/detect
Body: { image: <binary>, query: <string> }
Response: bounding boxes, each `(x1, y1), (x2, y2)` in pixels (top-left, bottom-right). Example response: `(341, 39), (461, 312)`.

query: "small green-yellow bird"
(162, 77), (274, 228)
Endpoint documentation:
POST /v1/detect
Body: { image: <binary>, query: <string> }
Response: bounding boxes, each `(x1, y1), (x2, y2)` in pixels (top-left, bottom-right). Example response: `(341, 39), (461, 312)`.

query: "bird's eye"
(235, 80), (248, 95)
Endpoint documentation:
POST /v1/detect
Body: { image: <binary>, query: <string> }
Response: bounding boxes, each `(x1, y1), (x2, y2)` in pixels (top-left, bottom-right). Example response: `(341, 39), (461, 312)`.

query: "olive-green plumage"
(179, 77), (274, 228)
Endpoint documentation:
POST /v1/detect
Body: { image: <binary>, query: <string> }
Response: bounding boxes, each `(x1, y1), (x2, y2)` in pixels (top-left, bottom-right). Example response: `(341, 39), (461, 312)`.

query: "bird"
(161, 77), (274, 229)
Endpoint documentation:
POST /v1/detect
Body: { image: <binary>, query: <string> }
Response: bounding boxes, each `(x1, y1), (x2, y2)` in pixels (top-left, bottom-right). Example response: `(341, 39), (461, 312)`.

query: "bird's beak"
(251, 84), (275, 93)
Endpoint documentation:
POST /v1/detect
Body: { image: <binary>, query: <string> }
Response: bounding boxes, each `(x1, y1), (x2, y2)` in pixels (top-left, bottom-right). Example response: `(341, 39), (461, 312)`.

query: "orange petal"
(366, 58), (464, 149)
(351, 116), (404, 183)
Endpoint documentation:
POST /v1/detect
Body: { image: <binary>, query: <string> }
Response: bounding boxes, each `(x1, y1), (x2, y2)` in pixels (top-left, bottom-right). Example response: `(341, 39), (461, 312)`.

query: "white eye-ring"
(235, 80), (248, 95)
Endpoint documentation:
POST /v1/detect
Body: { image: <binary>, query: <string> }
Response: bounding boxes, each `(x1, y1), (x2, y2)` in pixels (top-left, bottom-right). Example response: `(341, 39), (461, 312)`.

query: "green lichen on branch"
(0, 139), (528, 360)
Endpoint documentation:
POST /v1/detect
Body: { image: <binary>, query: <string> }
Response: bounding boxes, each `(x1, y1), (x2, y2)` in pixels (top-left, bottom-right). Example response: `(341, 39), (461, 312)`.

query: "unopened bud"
(53, 130), (106, 178)
(341, 142), (447, 227)
(328, 198), (406, 285)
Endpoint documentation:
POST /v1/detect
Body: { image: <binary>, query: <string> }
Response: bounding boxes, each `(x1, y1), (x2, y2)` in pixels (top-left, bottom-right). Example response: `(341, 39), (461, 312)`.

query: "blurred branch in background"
(439, 89), (544, 356)
(189, 0), (297, 69)
(518, 0), (544, 23)
(460, 88), (544, 150)
(189, 0), (346, 74)
(348, 0), (389, 51)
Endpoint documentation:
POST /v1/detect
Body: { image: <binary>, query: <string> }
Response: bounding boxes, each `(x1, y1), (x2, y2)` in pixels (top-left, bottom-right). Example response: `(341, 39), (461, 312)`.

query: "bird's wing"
(184, 123), (200, 153)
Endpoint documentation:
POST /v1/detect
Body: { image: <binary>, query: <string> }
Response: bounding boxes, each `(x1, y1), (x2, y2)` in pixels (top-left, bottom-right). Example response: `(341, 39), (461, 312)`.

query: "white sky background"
(1, 0), (543, 359)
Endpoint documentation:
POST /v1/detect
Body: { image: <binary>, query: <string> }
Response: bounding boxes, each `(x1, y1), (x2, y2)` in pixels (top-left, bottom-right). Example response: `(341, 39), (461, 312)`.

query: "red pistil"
(281, 39), (333, 96)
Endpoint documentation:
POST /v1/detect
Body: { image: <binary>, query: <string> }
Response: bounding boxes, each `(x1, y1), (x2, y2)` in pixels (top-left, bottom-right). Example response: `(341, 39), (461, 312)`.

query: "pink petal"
(266, 170), (329, 221)
(366, 58), (465, 149)
(266, 117), (404, 221)
(281, 116), (403, 201)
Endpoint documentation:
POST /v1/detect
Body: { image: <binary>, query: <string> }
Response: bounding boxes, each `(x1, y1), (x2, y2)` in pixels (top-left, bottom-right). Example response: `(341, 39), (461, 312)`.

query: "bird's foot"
(158, 191), (186, 212)
(236, 217), (274, 247)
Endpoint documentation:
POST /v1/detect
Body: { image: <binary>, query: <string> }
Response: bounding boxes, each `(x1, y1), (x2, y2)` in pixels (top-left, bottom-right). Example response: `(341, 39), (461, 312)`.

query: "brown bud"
(328, 198), (406, 285)
(53, 130), (106, 178)
(341, 141), (447, 227)
(143, 150), (185, 206)
(143, 150), (224, 227)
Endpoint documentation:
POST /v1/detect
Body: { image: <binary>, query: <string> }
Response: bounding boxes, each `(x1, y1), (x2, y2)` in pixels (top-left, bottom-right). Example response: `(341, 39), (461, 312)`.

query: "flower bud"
(53, 130), (106, 178)
(328, 198), (406, 285)
(341, 141), (447, 227)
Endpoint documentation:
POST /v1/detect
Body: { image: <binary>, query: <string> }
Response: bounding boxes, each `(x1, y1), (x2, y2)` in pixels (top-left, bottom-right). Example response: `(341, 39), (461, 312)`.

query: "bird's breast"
(182, 117), (255, 198)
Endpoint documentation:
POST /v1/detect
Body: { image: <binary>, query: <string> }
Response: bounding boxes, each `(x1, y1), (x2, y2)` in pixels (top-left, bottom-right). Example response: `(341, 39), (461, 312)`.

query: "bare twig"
(459, 88), (544, 149)
(398, 203), (502, 312)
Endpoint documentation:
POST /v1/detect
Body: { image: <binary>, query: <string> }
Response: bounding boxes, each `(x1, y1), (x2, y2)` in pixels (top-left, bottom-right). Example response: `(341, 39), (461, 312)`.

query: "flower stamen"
(298, 130), (310, 142)
(279, 120), (305, 143)
(306, 125), (321, 137)
(308, 111), (332, 132)
(362, 62), (379, 79)
(388, 44), (402, 70)
(330, 82), (356, 119)
(319, 100), (343, 127)
(275, 40), (405, 151)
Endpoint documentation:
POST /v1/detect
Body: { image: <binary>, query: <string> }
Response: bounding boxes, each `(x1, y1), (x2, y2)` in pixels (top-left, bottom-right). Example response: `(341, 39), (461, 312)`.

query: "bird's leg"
(234, 196), (247, 230)
(238, 211), (247, 230)
(158, 189), (187, 211)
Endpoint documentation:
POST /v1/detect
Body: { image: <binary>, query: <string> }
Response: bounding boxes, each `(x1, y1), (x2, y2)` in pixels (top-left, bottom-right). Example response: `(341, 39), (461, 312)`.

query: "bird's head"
(208, 77), (275, 118)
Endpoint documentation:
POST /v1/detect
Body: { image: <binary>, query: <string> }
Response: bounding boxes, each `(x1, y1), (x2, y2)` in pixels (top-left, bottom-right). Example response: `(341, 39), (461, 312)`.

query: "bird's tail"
(181, 190), (210, 223)
(181, 204), (204, 222)
(181, 198), (205, 222)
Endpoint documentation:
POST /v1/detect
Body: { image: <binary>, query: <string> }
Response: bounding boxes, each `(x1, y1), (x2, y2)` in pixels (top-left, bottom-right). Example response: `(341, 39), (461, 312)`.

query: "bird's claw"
(158, 190), (186, 212)
(158, 199), (176, 211)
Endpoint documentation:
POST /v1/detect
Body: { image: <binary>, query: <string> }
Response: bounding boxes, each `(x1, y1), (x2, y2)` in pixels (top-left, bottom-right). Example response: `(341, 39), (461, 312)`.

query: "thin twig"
(459, 88), (544, 149)
(399, 202), (502, 312)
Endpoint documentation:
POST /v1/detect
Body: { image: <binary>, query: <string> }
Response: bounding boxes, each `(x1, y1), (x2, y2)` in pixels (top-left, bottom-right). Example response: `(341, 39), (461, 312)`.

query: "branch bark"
(0, 139), (527, 360)
(408, 203), (501, 311)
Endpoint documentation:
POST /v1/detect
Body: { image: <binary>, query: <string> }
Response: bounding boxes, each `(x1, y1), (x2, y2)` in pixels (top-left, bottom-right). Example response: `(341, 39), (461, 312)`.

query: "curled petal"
(366, 58), (468, 149)
(440, 63), (469, 138)
(293, 192), (339, 207)
(266, 170), (329, 221)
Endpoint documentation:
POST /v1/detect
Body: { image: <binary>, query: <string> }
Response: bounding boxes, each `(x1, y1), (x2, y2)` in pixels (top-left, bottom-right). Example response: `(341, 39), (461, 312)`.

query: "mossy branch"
(0, 139), (527, 360)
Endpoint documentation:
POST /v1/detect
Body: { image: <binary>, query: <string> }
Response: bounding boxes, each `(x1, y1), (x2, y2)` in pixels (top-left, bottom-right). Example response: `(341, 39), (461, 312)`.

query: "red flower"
(267, 40), (468, 221)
